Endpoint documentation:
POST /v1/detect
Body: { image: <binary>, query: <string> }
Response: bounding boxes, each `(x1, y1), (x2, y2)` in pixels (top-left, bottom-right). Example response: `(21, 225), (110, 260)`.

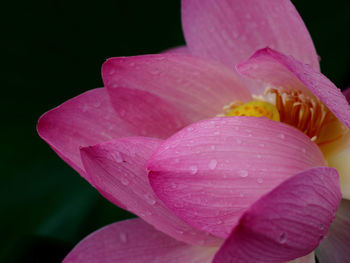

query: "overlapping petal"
(213, 167), (341, 263)
(80, 137), (221, 246)
(107, 87), (189, 139)
(237, 48), (350, 129)
(148, 117), (325, 238)
(37, 88), (137, 179)
(63, 218), (217, 263)
(162, 46), (189, 54)
(316, 200), (350, 263)
(102, 54), (251, 124)
(182, 0), (319, 71)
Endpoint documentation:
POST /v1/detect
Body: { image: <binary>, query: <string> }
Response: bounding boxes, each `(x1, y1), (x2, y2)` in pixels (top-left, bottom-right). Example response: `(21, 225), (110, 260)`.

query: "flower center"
(224, 100), (280, 121)
(223, 88), (347, 149)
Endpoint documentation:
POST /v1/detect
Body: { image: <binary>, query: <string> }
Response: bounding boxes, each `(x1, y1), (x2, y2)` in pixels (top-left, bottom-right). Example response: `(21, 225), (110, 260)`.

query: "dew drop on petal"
(120, 233), (127, 243)
(144, 194), (156, 205)
(257, 178), (264, 184)
(121, 178), (129, 186)
(278, 133), (285, 139)
(238, 170), (249, 178)
(208, 159), (217, 170)
(190, 165), (198, 175)
(279, 232), (287, 244)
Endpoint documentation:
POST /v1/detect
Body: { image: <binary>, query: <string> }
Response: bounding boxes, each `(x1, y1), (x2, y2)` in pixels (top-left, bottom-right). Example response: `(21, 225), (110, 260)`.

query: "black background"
(2, 0), (350, 262)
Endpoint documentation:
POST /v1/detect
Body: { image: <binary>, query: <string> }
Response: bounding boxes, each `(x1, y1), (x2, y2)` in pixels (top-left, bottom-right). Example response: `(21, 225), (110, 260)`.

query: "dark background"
(2, 0), (350, 262)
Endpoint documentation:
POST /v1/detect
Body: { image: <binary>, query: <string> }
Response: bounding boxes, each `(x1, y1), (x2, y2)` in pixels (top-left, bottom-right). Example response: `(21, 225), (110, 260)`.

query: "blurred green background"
(2, 0), (350, 262)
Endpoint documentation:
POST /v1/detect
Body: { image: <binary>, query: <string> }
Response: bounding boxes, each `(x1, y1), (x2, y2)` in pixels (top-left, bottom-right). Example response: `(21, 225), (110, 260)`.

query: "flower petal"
(102, 54), (251, 123)
(237, 48), (350, 129)
(182, 0), (319, 71)
(80, 137), (221, 246)
(328, 147), (350, 199)
(316, 200), (350, 263)
(162, 45), (190, 54)
(212, 167), (341, 263)
(37, 88), (137, 179)
(148, 117), (325, 238)
(107, 87), (189, 139)
(63, 218), (217, 263)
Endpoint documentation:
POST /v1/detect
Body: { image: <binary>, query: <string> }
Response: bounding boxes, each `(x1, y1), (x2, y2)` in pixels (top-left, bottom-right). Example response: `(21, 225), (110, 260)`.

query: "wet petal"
(37, 88), (137, 180)
(182, 0), (319, 70)
(102, 54), (251, 123)
(148, 117), (325, 238)
(81, 137), (221, 246)
(63, 218), (217, 263)
(213, 167), (341, 263)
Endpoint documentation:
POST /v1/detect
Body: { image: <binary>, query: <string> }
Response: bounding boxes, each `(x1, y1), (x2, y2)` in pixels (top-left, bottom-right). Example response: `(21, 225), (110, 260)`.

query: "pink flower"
(37, 0), (350, 262)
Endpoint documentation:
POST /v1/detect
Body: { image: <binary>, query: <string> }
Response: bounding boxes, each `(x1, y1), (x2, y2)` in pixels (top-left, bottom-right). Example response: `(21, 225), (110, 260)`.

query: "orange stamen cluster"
(267, 88), (336, 143)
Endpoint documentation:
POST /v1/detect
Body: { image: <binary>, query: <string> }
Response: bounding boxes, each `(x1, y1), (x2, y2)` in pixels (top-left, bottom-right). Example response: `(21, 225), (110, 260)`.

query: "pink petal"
(316, 200), (350, 263)
(148, 117), (325, 238)
(343, 87), (350, 103)
(37, 88), (137, 179)
(213, 167), (341, 263)
(182, 0), (319, 71)
(102, 54), (251, 123)
(162, 45), (190, 54)
(80, 137), (221, 246)
(63, 218), (217, 263)
(107, 87), (189, 139)
(237, 48), (350, 129)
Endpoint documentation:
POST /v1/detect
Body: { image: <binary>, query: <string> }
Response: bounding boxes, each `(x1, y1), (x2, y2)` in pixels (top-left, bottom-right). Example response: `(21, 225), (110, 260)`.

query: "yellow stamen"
(225, 100), (280, 122)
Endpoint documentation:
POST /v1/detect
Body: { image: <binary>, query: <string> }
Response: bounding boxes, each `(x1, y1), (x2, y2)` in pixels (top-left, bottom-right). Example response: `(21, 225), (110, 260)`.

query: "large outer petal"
(237, 48), (350, 129)
(182, 0), (319, 71)
(80, 137), (221, 246)
(107, 87), (189, 139)
(213, 167), (341, 263)
(316, 200), (350, 263)
(148, 117), (325, 238)
(63, 218), (217, 263)
(37, 88), (137, 179)
(102, 54), (251, 123)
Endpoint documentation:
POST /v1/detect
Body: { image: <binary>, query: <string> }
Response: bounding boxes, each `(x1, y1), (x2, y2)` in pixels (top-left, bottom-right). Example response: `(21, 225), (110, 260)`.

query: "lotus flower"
(37, 0), (350, 262)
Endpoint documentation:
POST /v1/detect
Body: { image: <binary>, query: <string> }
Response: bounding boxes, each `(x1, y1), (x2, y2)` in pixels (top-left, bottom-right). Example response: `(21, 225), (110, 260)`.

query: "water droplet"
(257, 178), (264, 184)
(112, 152), (123, 163)
(259, 143), (265, 147)
(239, 193), (244, 198)
(129, 62), (135, 67)
(320, 224), (325, 230)
(109, 69), (115, 75)
(238, 170), (249, 178)
(256, 154), (262, 159)
(170, 183), (177, 189)
(236, 138), (242, 144)
(112, 83), (119, 88)
(121, 178), (129, 186)
(208, 159), (217, 170)
(213, 131), (220, 135)
(302, 148), (307, 154)
(190, 165), (198, 175)
(279, 232), (287, 243)
(144, 194), (156, 205)
(150, 69), (160, 75)
(120, 233), (127, 243)
(216, 219), (223, 224)
(177, 230), (184, 235)
(278, 133), (285, 139)
(210, 145), (215, 150)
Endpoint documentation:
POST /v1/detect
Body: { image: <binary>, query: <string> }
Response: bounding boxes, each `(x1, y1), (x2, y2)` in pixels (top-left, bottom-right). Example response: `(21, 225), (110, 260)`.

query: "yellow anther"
(225, 100), (280, 122)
